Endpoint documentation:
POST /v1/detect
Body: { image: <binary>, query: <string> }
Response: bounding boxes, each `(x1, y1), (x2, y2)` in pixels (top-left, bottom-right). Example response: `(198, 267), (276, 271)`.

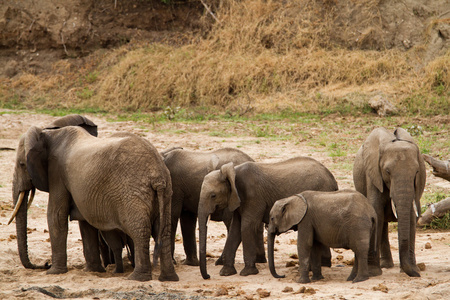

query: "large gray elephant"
(162, 147), (265, 266)
(268, 190), (377, 283)
(9, 114), (99, 271)
(9, 125), (178, 281)
(353, 127), (426, 277)
(198, 156), (339, 279)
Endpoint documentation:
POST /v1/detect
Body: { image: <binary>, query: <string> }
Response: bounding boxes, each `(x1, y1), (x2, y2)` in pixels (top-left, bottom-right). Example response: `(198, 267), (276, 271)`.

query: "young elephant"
(268, 190), (377, 283)
(198, 156), (338, 279)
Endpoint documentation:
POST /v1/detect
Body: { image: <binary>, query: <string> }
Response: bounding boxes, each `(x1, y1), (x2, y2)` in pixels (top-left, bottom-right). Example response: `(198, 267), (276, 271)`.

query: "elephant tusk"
(413, 200), (419, 218)
(391, 199), (398, 219)
(27, 188), (35, 210)
(8, 191), (26, 225)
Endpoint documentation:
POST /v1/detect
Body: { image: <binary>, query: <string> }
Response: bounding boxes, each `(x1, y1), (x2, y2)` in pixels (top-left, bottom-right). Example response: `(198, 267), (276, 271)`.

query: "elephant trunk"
(268, 231), (285, 278)
(13, 187), (47, 269)
(392, 185), (419, 277)
(198, 213), (210, 279)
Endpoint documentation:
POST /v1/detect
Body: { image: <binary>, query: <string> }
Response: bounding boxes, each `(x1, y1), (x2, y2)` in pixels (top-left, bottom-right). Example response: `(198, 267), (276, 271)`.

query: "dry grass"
(2, 0), (449, 114)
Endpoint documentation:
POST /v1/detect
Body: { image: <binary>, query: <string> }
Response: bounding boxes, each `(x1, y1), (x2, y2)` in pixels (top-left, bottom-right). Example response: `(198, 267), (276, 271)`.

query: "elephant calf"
(268, 190), (377, 283)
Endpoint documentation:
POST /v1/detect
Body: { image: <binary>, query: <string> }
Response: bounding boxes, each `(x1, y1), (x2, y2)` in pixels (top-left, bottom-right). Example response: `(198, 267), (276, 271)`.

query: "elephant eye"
(210, 193), (216, 199)
(386, 169), (390, 175)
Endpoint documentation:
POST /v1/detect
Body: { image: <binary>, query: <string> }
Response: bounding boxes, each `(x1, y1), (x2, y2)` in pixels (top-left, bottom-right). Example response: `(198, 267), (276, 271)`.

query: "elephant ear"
(46, 114), (98, 137)
(25, 127), (49, 192)
(393, 127), (414, 143)
(278, 195), (308, 233)
(414, 146), (426, 216)
(362, 128), (392, 193)
(220, 162), (240, 211)
(207, 154), (220, 173)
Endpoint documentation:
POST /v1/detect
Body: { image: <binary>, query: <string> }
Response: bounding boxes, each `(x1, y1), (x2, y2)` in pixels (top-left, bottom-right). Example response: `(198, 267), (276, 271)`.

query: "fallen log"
(417, 197), (450, 226)
(423, 154), (450, 182)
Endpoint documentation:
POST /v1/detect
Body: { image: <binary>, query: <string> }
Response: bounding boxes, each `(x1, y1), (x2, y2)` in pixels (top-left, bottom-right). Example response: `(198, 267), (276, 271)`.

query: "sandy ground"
(0, 112), (449, 300)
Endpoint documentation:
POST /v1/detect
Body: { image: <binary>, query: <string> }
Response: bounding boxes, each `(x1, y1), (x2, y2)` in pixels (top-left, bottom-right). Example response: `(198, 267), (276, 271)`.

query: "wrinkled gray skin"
(198, 156), (339, 279)
(353, 127), (426, 277)
(12, 125), (178, 281)
(162, 148), (266, 266)
(268, 190), (377, 283)
(11, 115), (98, 271)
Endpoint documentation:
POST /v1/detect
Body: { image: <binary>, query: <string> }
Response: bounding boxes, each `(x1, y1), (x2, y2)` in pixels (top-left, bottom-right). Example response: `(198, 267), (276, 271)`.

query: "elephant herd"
(8, 114), (426, 284)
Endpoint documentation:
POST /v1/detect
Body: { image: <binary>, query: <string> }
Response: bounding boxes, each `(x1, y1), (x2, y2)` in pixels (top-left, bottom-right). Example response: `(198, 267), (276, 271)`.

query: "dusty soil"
(0, 113), (449, 299)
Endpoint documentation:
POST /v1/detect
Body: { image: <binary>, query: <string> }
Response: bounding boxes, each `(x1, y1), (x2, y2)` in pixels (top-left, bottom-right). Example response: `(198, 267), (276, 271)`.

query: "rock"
(425, 242), (432, 249)
(294, 287), (316, 295)
(214, 286), (228, 296)
(289, 253), (298, 259)
(417, 262), (426, 271)
(286, 260), (297, 267)
(256, 288), (270, 298)
(369, 95), (397, 117)
(372, 283), (389, 293)
(282, 286), (294, 293)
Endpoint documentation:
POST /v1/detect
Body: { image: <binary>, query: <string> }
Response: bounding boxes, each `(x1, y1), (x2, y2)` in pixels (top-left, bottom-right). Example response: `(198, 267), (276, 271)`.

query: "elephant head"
(267, 195), (307, 279)
(362, 127), (426, 276)
(9, 115), (97, 270)
(198, 162), (240, 279)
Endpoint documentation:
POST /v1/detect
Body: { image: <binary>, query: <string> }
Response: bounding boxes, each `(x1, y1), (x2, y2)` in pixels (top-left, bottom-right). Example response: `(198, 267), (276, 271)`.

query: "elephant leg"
(46, 192), (70, 275)
(380, 221), (394, 269)
(320, 244), (332, 267)
(255, 223), (267, 264)
(169, 203), (182, 265)
(351, 239), (370, 283)
(126, 235), (135, 268)
(347, 254), (358, 282)
(368, 198), (384, 277)
(310, 242), (324, 281)
(215, 216), (232, 266)
(180, 210), (199, 266)
(219, 211), (241, 276)
(128, 226), (152, 281)
(239, 219), (260, 276)
(79, 221), (106, 273)
(101, 230), (125, 273)
(297, 229), (313, 283)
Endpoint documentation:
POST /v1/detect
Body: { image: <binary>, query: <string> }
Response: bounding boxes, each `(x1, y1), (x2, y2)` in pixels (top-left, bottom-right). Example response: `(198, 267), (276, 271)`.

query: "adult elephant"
(9, 114), (99, 271)
(9, 125), (178, 281)
(162, 148), (266, 266)
(353, 127), (426, 277)
(198, 156), (339, 279)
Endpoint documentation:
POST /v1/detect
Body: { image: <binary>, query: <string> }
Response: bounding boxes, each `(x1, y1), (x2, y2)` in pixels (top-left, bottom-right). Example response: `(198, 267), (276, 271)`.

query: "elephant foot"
(255, 254), (267, 264)
(368, 265), (382, 277)
(84, 264), (106, 273)
(219, 265), (237, 276)
(128, 270), (152, 281)
(297, 276), (311, 284)
(239, 266), (259, 276)
(352, 275), (369, 283)
(400, 266), (421, 277)
(159, 271), (179, 282)
(113, 267), (124, 273)
(47, 266), (68, 275)
(215, 256), (224, 266)
(346, 272), (356, 282)
(182, 257), (199, 266)
(311, 273), (324, 281)
(380, 258), (394, 269)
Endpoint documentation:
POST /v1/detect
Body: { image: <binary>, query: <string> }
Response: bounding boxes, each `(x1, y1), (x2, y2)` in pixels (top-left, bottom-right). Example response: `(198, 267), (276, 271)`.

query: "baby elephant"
(268, 190), (377, 283)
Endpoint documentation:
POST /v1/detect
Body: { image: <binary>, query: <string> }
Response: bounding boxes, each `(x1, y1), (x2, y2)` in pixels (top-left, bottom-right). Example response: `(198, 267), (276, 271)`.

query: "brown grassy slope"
(3, 0), (450, 114)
